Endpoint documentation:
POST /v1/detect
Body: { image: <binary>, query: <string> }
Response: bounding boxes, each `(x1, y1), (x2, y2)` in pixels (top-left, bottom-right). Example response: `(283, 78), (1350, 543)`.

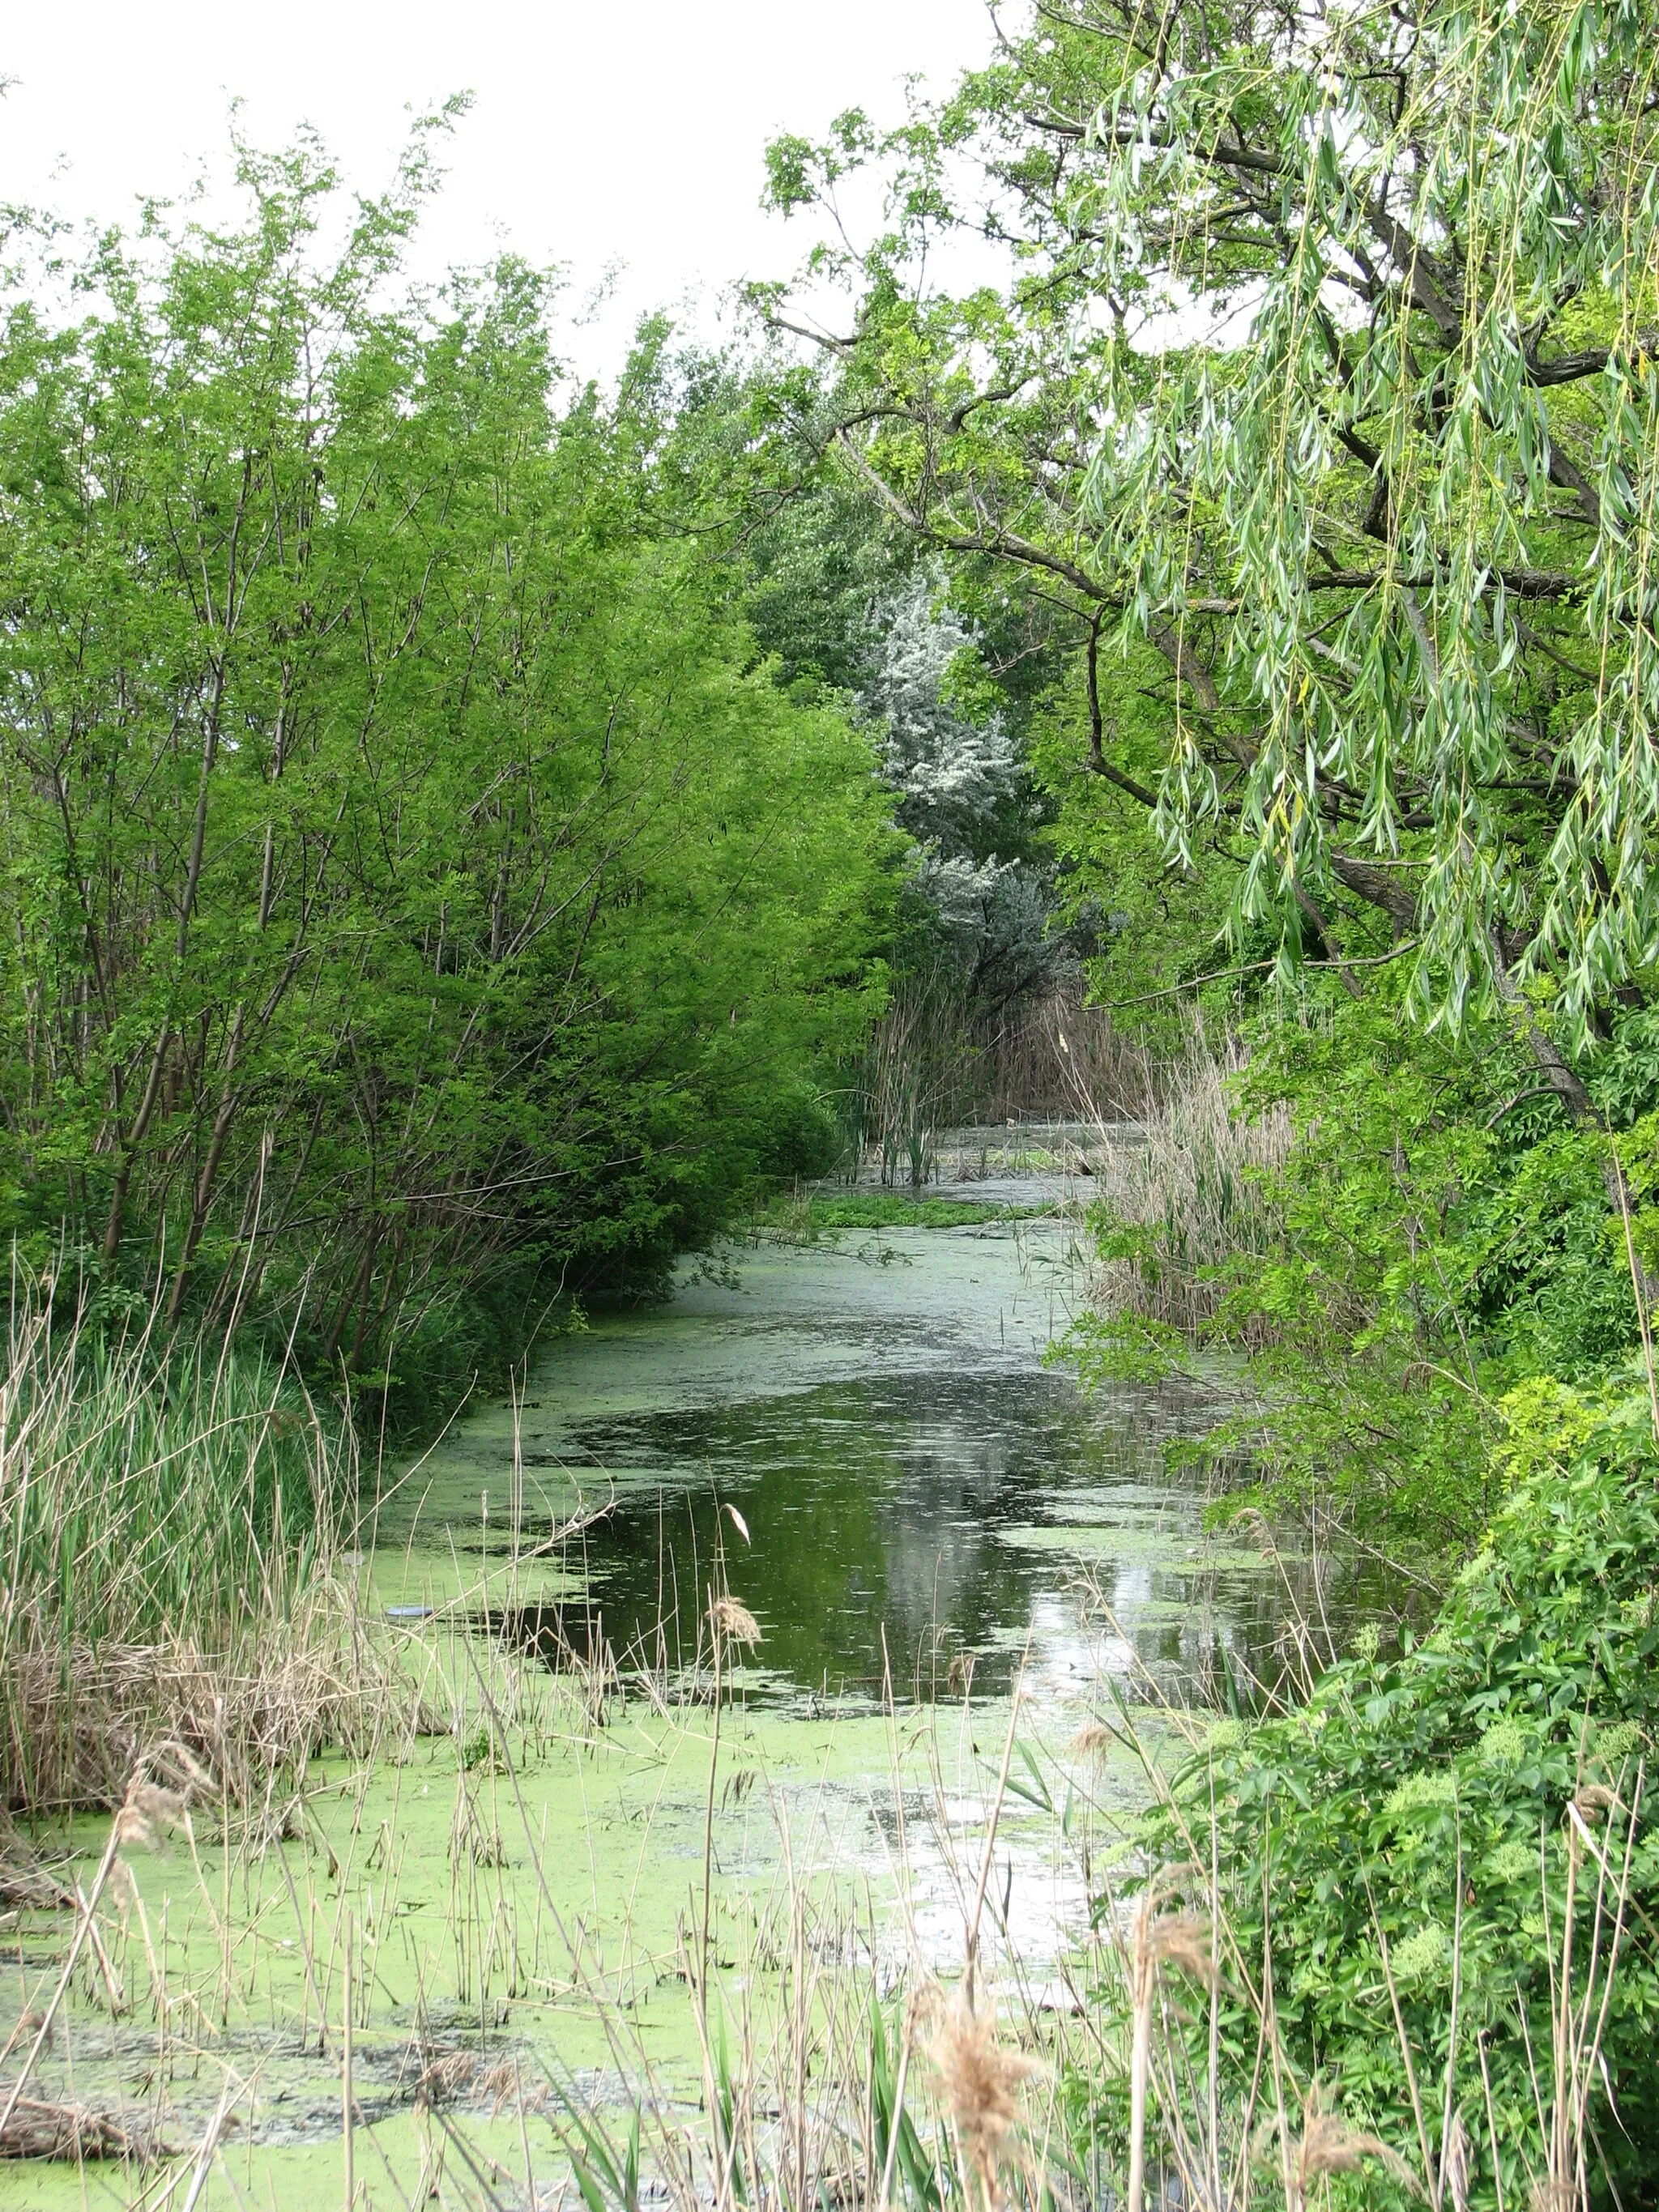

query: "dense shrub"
(1133, 1383), (1659, 2207)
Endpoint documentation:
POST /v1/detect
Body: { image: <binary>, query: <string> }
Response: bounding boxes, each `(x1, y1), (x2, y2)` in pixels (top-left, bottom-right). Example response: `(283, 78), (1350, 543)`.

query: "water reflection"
(385, 1221), (1373, 1715)
(490, 1367), (1370, 1708)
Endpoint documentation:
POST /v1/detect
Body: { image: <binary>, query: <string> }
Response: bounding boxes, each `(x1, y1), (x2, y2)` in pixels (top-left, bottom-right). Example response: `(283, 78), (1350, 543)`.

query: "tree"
(760, 0), (1659, 1102)
(857, 568), (1058, 1005)
(0, 139), (898, 1413)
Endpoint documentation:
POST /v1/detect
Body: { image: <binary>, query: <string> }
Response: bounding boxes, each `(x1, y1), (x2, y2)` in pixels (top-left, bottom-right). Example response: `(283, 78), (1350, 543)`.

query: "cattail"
(925, 1989), (1037, 2210)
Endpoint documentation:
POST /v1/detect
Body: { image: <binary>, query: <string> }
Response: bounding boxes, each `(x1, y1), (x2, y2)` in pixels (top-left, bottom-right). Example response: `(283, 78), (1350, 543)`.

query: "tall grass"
(974, 977), (1155, 1124)
(847, 976), (1154, 1185)
(1084, 1025), (1292, 1339)
(0, 1272), (374, 1813)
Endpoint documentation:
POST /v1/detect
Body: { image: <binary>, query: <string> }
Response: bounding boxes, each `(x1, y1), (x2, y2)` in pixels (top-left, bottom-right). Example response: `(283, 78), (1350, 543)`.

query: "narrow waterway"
(371, 1191), (1352, 1713)
(6, 1160), (1373, 2209)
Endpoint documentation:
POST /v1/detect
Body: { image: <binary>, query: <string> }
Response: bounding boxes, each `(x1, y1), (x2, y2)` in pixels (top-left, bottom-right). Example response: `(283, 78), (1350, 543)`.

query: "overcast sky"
(1, 1), (998, 374)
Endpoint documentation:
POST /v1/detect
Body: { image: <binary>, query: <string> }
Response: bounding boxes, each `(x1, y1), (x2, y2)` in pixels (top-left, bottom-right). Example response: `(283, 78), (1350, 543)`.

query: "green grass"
(763, 1192), (1054, 1234)
(1, 1277), (366, 1813)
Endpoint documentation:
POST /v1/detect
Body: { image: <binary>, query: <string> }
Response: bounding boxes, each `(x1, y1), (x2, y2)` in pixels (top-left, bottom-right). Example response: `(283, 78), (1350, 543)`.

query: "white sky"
(1, 0), (999, 377)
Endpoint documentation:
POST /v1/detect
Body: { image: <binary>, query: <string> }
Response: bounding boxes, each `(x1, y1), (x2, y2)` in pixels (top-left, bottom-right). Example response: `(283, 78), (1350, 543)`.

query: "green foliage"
(0, 147), (900, 1425)
(756, 1191), (1046, 1238)
(871, 1993), (941, 2212)
(761, 0), (1659, 1043)
(1064, 991), (1659, 1551)
(1131, 1385), (1659, 2206)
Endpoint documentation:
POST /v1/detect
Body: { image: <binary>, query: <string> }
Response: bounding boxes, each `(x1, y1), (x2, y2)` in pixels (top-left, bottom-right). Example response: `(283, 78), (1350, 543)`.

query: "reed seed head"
(710, 1596), (761, 1649)
(113, 1777), (187, 1849)
(1258, 2086), (1422, 2206)
(1444, 2109), (1470, 2212)
(1131, 1901), (1218, 2001)
(924, 1989), (1038, 2209)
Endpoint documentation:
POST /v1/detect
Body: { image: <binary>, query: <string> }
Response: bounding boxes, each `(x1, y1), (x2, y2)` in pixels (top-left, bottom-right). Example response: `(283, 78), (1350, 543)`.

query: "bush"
(1126, 1382), (1659, 2208)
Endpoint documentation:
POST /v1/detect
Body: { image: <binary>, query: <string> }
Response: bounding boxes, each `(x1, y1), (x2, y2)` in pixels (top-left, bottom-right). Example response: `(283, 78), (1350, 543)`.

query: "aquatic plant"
(1077, 1021), (1293, 1341)
(0, 1268), (392, 1813)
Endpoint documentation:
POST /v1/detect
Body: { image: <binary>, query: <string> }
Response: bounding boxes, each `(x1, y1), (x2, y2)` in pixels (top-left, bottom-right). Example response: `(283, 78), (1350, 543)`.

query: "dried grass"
(0, 2093), (169, 2163)
(847, 974), (1153, 1183)
(2, 1600), (410, 1816)
(1084, 1023), (1293, 1342)
(923, 1988), (1039, 2209)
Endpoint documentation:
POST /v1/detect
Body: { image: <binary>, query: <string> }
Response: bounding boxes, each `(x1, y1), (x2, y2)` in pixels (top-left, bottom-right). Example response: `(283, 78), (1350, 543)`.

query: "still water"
(6, 1198), (1369, 2198)
(373, 1208), (1354, 1710)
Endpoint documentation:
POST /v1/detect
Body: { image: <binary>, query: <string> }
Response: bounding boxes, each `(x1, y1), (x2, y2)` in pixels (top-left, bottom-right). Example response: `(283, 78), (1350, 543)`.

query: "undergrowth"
(1087, 1383), (1659, 2210)
(753, 1191), (1053, 1239)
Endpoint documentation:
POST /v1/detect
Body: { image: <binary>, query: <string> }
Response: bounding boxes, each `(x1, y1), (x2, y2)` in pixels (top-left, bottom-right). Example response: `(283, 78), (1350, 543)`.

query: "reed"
(1084, 1024), (1293, 1340)
(0, 1267), (377, 1814)
(847, 975), (1154, 1187)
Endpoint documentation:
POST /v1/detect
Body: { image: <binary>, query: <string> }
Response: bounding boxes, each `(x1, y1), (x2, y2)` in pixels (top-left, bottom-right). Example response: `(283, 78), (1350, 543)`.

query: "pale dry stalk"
(1258, 2084), (1422, 2212)
(1125, 1898), (1218, 2212)
(0, 1761), (195, 2139)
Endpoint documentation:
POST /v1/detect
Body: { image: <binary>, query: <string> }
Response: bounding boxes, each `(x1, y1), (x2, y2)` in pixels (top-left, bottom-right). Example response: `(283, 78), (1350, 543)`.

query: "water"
(373, 1204), (1361, 1711)
(8, 1191), (1377, 2197)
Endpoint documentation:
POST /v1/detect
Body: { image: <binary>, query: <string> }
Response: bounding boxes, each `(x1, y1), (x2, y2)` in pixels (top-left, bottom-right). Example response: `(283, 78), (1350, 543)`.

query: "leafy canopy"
(762, 0), (1659, 1045)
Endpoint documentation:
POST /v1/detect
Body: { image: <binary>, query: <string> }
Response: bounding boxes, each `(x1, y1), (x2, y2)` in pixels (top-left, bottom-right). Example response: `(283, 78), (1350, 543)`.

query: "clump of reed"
(0, 1270), (386, 1814)
(974, 977), (1155, 1123)
(845, 974), (1154, 1187)
(845, 980), (977, 1187)
(1085, 1024), (1292, 1340)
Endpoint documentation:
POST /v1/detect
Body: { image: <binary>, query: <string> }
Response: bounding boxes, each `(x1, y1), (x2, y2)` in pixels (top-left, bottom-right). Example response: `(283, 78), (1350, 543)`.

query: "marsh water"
(8, 1161), (1377, 2208)
(372, 1188), (1358, 1712)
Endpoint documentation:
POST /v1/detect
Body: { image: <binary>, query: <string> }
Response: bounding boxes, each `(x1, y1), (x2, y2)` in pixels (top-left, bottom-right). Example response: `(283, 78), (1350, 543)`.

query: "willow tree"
(763, 0), (1659, 1101)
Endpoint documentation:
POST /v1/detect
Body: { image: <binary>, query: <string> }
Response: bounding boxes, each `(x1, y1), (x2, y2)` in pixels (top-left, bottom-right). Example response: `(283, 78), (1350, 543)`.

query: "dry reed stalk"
(975, 981), (1155, 1123)
(343, 1916), (355, 2212)
(2, 1597), (414, 1815)
(1124, 1895), (1219, 2212)
(848, 974), (1151, 1183)
(1077, 1020), (1293, 1342)
(0, 2092), (169, 2163)
(1254, 2084), (1422, 2210)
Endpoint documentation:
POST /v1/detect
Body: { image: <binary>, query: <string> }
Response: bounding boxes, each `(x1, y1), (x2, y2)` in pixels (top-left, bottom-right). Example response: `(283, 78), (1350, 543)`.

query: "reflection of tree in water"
(506, 1370), (1374, 1708)
(1084, 1528), (1397, 1714)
